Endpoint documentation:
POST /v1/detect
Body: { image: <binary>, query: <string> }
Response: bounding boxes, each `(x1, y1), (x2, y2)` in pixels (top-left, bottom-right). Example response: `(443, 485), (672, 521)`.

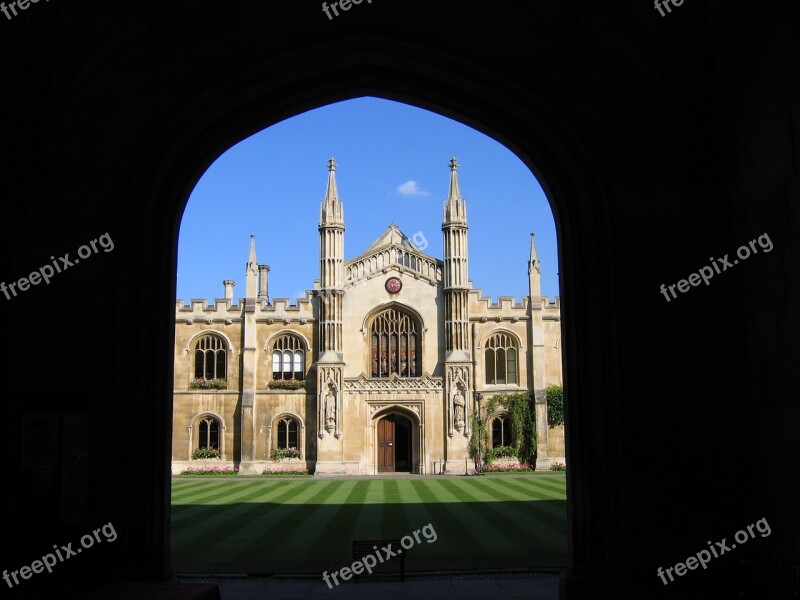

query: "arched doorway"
(373, 408), (420, 473)
(376, 413), (413, 473)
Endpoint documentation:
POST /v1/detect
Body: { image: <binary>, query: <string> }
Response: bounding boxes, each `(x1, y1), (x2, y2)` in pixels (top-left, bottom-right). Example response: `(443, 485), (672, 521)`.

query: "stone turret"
(318, 157), (345, 362)
(316, 158), (345, 457)
(258, 264), (270, 302)
(239, 235), (260, 472)
(223, 279), (235, 301)
(442, 157), (470, 360)
(442, 157), (472, 462)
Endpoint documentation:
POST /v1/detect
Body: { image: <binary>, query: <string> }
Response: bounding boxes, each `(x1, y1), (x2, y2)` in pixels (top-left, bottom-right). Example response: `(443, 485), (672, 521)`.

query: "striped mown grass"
(171, 475), (566, 575)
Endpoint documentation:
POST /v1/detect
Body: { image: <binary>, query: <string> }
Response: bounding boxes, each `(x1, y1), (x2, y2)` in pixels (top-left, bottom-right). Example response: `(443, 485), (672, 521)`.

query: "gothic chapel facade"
(172, 159), (564, 475)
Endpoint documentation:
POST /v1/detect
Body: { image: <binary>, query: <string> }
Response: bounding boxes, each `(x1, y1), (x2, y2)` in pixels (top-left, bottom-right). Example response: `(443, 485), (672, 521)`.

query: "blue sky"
(177, 97), (558, 303)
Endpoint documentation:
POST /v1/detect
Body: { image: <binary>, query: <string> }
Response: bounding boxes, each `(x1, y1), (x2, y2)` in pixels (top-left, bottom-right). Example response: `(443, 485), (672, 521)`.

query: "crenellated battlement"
(176, 298), (242, 314)
(542, 296), (560, 309)
(176, 292), (318, 320)
(256, 294), (315, 318)
(469, 289), (528, 309)
(467, 289), (560, 319)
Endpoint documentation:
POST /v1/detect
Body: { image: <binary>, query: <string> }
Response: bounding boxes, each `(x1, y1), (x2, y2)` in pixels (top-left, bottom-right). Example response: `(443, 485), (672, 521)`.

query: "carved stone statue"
(324, 388), (336, 431)
(453, 389), (465, 427)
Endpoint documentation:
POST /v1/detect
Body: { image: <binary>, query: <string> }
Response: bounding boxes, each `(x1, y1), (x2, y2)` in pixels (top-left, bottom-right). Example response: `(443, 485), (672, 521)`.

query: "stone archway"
(376, 413), (412, 472)
(372, 406), (421, 474)
(36, 9), (618, 593)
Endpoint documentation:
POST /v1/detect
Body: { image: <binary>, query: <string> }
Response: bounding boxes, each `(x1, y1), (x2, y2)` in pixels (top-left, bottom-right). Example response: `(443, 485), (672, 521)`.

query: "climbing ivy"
(469, 390), (537, 468)
(546, 384), (564, 427)
(467, 410), (485, 461)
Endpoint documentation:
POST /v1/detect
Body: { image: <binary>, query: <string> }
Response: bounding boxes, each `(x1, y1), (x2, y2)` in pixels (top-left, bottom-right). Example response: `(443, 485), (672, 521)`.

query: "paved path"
(180, 574), (561, 599)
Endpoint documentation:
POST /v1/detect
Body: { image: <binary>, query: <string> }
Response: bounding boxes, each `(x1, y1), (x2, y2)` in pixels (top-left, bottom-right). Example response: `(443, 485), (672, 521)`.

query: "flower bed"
(262, 467), (310, 477)
(180, 465), (239, 476)
(482, 462), (536, 473)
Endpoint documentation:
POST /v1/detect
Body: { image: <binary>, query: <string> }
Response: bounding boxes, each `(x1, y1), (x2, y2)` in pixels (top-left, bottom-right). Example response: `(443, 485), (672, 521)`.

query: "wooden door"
(377, 416), (395, 472)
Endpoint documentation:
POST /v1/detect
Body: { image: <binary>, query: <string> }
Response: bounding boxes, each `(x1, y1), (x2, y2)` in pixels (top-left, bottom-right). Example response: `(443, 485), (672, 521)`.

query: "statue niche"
(323, 385), (337, 433)
(452, 386), (466, 431)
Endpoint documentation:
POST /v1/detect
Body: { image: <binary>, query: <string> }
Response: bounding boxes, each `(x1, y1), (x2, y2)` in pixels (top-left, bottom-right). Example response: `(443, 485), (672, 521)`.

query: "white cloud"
(396, 180), (430, 197)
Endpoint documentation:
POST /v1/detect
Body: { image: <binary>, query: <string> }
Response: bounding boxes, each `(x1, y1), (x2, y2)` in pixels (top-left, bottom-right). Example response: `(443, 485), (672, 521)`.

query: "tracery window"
(272, 334), (305, 381)
(193, 333), (227, 381)
(197, 416), (220, 450)
(491, 415), (513, 448)
(484, 333), (518, 385)
(370, 307), (420, 378)
(277, 417), (299, 450)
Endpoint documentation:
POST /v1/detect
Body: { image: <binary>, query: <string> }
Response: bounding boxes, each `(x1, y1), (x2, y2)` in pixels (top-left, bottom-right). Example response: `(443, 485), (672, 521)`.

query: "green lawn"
(171, 475), (566, 575)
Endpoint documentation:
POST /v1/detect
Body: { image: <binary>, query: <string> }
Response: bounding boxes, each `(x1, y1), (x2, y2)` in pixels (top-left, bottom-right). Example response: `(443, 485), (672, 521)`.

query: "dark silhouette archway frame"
(140, 36), (622, 596)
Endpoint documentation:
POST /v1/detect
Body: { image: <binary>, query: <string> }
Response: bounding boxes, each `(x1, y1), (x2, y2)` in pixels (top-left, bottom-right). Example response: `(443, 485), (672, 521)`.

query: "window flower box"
(188, 378), (228, 390)
(267, 379), (306, 390)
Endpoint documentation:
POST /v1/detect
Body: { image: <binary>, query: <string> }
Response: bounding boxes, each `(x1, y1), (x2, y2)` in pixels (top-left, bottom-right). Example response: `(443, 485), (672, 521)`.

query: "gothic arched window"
(272, 334), (306, 381)
(197, 415), (220, 450)
(491, 414), (513, 448)
(370, 307), (420, 378)
(484, 333), (518, 385)
(193, 333), (227, 381)
(277, 417), (299, 450)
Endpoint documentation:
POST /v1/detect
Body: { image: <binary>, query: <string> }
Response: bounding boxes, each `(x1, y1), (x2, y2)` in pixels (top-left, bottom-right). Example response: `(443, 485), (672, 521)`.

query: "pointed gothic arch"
(370, 404), (422, 474)
(187, 411), (227, 459)
(159, 28), (610, 593)
(364, 303), (424, 378)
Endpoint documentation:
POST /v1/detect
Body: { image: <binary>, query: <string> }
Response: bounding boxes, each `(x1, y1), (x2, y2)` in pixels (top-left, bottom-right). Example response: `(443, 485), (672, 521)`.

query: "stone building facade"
(172, 158), (564, 475)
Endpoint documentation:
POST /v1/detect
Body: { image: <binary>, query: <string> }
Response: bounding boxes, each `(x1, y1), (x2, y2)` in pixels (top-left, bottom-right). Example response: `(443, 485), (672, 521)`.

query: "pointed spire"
(247, 234), (257, 273)
(447, 157), (461, 200)
(443, 157), (467, 224)
(529, 233), (540, 274)
(320, 157), (344, 225)
(245, 234), (258, 298)
(325, 157), (338, 200)
(528, 232), (541, 298)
